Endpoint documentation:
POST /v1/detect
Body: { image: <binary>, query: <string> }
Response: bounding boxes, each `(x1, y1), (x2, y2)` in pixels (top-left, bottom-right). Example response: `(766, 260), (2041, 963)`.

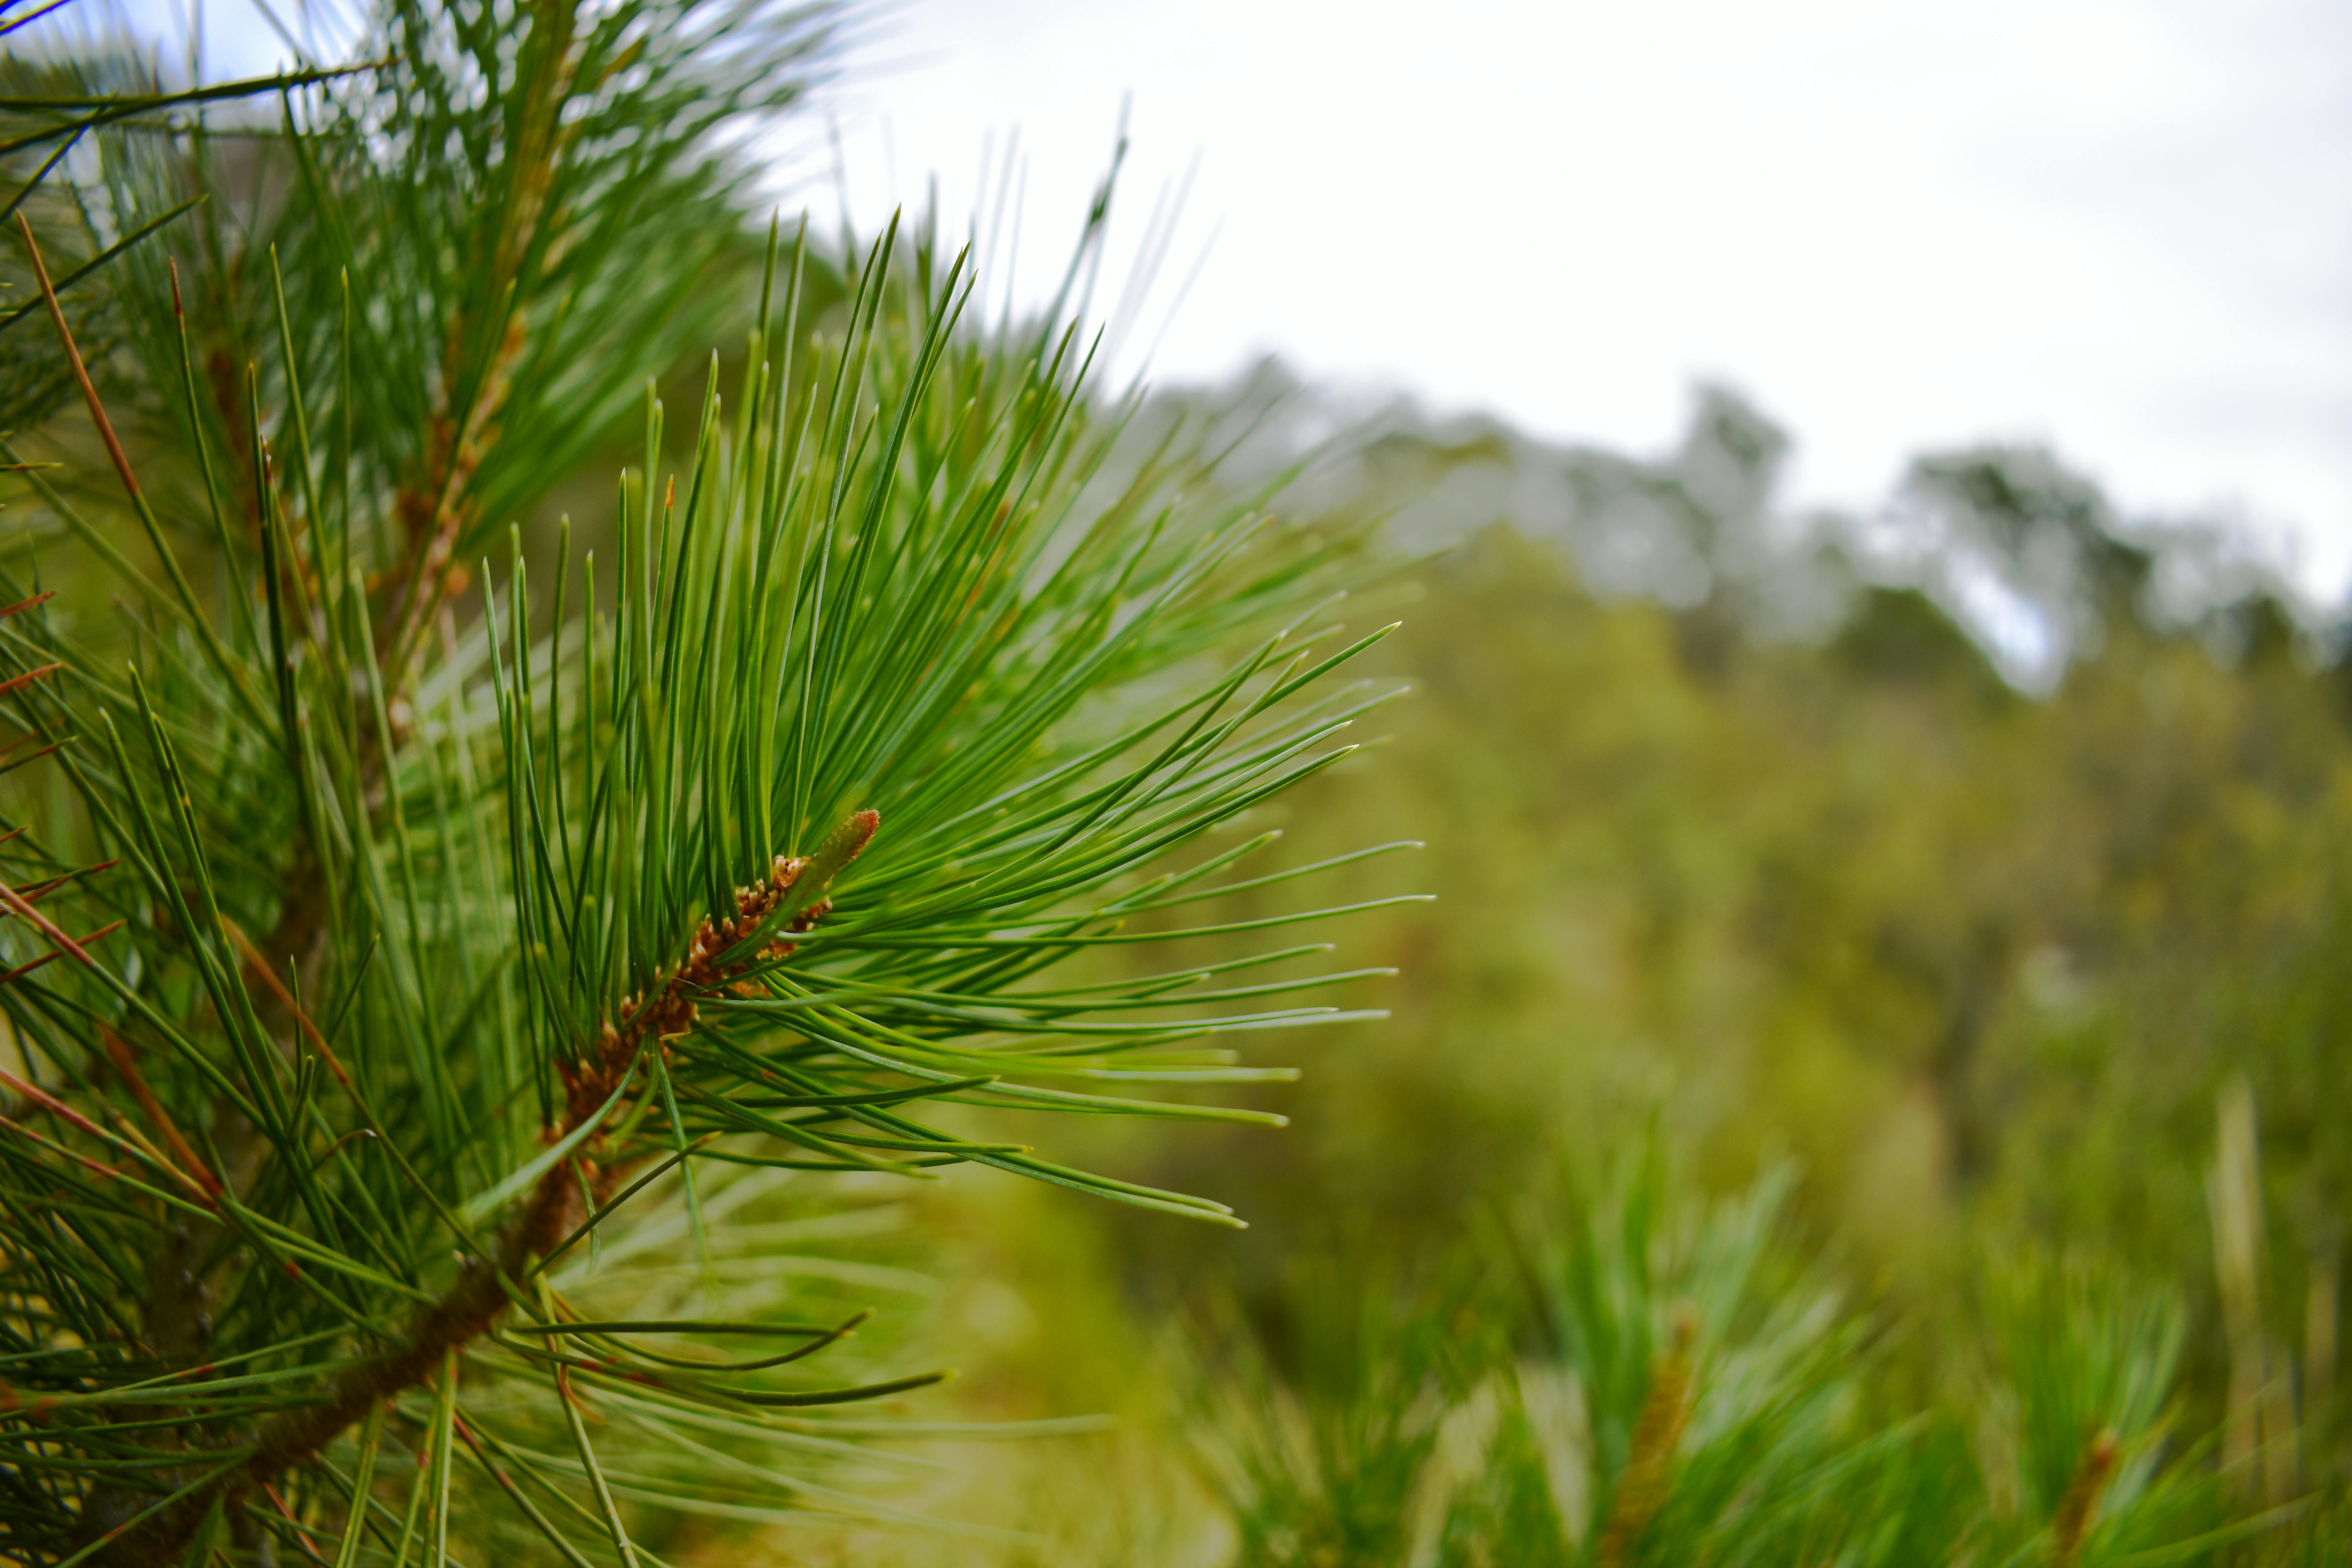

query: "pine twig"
(108, 814), (876, 1566)
(1596, 1303), (1698, 1568)
(2050, 1428), (2120, 1568)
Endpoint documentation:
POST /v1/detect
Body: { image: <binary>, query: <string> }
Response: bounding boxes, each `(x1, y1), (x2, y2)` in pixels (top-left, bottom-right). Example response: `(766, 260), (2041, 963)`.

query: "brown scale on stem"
(560, 832), (862, 1129)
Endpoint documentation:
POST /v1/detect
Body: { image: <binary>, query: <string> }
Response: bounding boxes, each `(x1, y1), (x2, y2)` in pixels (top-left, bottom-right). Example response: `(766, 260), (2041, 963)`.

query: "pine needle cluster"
(1188, 1147), (2341, 1567)
(0, 4), (1405, 1563)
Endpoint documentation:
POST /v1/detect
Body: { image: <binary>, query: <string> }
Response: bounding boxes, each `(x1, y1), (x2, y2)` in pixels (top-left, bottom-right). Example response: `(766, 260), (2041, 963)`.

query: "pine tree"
(0, 5), (1405, 1562)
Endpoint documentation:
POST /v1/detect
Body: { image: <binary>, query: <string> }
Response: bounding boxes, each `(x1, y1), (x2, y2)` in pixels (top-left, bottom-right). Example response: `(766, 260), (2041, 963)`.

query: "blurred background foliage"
(892, 376), (2352, 1561)
(7, 5), (2352, 1561)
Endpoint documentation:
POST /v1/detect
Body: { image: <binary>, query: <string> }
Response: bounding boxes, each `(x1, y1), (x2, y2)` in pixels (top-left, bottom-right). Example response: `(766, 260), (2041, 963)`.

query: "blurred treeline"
(902, 375), (2352, 1563)
(1137, 378), (2350, 1310)
(1047, 381), (2324, 1281)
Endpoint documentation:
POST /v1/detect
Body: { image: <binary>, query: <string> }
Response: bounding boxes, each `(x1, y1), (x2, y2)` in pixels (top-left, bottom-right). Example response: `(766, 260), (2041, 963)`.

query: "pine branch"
(0, 15), (1399, 1559)
(90, 809), (874, 1563)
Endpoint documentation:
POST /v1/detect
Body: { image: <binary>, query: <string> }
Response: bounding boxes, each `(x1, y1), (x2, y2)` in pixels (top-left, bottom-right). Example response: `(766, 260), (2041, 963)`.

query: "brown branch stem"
(106, 816), (877, 1564)
(1595, 1304), (1697, 1568)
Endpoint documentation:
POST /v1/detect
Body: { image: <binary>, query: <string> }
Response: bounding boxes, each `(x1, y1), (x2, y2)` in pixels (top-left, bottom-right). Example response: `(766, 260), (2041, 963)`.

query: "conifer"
(0, 5), (1402, 1560)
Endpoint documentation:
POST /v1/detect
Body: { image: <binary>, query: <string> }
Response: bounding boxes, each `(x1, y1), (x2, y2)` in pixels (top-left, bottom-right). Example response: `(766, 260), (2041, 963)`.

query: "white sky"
(100, 0), (2352, 596)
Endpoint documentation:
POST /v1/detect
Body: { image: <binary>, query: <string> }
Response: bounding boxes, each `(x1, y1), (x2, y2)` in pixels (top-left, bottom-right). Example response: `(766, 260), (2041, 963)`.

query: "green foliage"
(13, 8), (2352, 1567)
(0, 7), (1403, 1564)
(1512, 1156), (1867, 1561)
(1, 44), (351, 432)
(1009, 407), (2351, 1565)
(1191, 1261), (1477, 1566)
(1123, 516), (2352, 1363)
(1185, 1146), (2306, 1566)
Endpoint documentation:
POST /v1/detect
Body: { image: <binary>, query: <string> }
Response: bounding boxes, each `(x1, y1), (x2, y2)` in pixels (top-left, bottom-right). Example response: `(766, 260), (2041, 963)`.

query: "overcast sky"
(108, 0), (2352, 596)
